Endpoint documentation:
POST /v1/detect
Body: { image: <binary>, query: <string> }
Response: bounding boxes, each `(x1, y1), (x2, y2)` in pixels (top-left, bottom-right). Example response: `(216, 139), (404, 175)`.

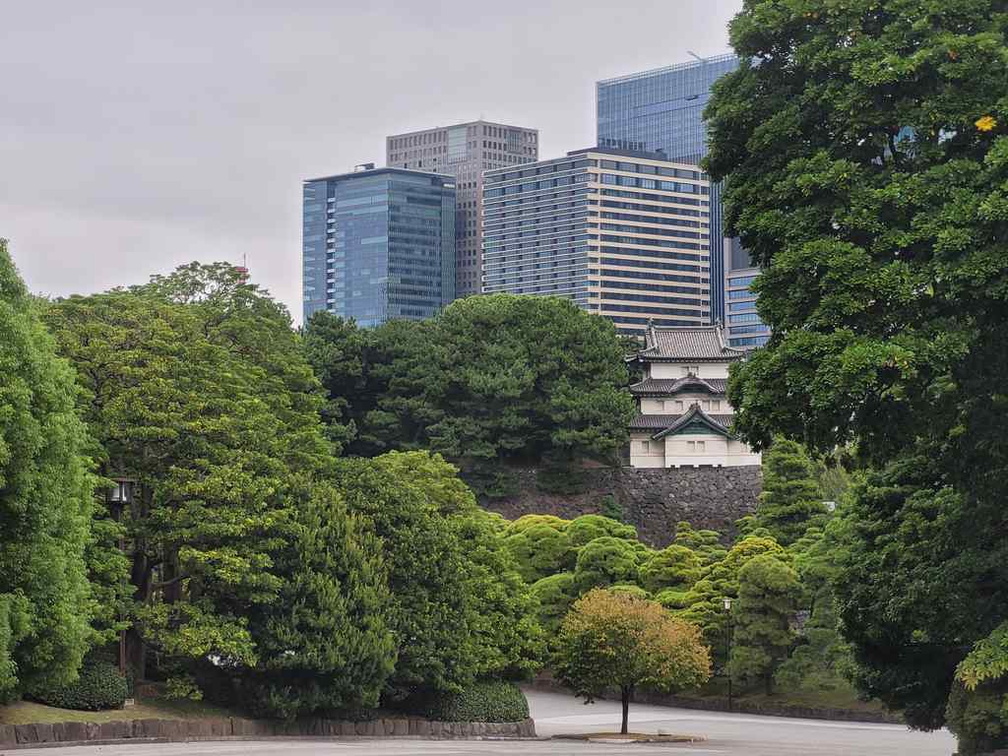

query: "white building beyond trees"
(627, 324), (761, 468)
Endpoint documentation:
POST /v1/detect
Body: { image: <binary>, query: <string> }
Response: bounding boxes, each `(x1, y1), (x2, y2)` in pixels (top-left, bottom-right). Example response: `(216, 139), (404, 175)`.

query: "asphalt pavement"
(14, 688), (957, 756)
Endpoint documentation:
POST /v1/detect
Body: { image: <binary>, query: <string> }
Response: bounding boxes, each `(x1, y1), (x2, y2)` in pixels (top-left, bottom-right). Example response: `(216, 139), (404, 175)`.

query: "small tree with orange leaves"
(553, 588), (711, 734)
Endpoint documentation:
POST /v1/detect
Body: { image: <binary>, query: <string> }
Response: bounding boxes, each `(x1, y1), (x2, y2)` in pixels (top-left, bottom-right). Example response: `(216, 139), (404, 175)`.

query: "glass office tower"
(597, 54), (758, 331)
(724, 238), (770, 348)
(302, 166), (456, 326)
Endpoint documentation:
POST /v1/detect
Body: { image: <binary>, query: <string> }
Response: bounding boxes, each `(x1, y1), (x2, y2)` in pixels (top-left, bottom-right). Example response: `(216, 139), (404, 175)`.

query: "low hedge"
(410, 680), (530, 722)
(31, 658), (129, 711)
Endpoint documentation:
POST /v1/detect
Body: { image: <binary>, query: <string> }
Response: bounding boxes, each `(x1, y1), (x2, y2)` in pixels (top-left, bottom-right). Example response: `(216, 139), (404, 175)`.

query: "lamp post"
(107, 478), (135, 676)
(723, 597), (733, 713)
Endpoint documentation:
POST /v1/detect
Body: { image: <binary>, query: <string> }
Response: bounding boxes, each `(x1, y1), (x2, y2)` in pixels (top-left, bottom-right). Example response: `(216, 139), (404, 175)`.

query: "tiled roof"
(638, 324), (745, 362)
(629, 412), (734, 431)
(628, 377), (728, 396)
(631, 406), (737, 440)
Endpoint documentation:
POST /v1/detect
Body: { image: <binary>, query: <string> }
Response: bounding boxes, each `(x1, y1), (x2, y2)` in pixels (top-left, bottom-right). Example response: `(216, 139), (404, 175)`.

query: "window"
(686, 440), (706, 452)
(640, 440), (651, 453)
(712, 400), (721, 411)
(675, 400), (684, 411)
(701, 400), (711, 410)
(682, 365), (699, 376)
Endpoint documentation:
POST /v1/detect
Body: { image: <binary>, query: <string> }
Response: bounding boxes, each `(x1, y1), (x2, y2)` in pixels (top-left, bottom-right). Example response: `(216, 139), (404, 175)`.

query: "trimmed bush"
(31, 658), (128, 711)
(410, 680), (530, 722)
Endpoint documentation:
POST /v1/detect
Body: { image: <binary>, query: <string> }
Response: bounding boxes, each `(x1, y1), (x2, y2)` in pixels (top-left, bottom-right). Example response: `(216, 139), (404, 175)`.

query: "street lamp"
(722, 597), (733, 713)
(106, 478), (135, 676)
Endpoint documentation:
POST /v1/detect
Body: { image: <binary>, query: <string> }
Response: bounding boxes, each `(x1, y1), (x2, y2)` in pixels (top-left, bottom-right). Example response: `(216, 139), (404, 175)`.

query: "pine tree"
(752, 440), (824, 546)
(730, 554), (802, 694)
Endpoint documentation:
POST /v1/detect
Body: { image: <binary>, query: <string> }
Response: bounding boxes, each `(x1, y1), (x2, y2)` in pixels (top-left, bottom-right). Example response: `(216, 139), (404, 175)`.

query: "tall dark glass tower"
(596, 53), (742, 327)
(302, 166), (456, 326)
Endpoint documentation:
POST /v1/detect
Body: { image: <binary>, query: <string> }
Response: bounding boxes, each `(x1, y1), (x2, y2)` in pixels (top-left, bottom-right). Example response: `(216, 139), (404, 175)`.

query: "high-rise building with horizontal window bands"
(724, 237), (770, 348)
(596, 53), (743, 325)
(386, 120), (539, 298)
(482, 147), (711, 336)
(302, 166), (456, 327)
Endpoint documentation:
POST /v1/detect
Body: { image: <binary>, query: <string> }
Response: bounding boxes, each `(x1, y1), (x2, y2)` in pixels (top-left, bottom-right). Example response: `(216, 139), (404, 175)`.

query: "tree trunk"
(621, 685), (632, 735)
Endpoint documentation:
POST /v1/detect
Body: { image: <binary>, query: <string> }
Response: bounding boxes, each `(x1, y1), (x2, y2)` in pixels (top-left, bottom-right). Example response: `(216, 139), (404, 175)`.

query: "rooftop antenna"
(686, 50), (703, 62)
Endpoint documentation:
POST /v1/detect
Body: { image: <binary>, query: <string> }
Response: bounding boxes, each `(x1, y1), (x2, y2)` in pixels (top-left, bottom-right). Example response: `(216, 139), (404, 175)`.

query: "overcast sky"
(2, 0), (739, 322)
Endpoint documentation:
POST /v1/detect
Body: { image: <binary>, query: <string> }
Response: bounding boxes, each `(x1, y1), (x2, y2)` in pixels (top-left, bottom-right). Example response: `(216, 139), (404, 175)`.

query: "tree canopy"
(303, 294), (635, 466)
(0, 240), (94, 701)
(705, 0), (1008, 744)
(553, 589), (710, 734)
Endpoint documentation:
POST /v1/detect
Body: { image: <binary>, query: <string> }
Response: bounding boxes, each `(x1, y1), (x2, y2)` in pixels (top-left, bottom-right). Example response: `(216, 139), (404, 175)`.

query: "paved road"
(19, 689), (957, 756)
(528, 688), (956, 755)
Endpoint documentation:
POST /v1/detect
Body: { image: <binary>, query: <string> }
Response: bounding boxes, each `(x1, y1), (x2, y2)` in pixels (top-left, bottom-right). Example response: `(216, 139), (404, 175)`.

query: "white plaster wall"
(629, 434), (665, 468)
(650, 362), (731, 380)
(660, 434), (761, 468)
(640, 396), (730, 414)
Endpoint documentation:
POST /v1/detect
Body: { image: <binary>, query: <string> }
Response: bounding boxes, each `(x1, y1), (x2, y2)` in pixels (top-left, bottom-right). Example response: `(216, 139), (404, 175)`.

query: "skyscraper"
(386, 120), (538, 297)
(302, 166), (456, 326)
(724, 238), (770, 348)
(597, 54), (756, 329)
(482, 147), (711, 336)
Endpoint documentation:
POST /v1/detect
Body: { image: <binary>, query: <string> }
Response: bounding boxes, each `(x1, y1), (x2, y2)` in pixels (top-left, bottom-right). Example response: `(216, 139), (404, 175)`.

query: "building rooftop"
(628, 376), (728, 396)
(386, 119), (539, 137)
(637, 324), (745, 362)
(596, 53), (740, 87)
(629, 407), (735, 439)
(567, 146), (687, 163)
(304, 165), (455, 184)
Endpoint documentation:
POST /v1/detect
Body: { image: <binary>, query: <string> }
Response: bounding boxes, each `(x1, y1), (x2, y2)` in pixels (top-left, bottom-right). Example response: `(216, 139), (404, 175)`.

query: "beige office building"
(386, 120), (539, 297)
(482, 148), (711, 335)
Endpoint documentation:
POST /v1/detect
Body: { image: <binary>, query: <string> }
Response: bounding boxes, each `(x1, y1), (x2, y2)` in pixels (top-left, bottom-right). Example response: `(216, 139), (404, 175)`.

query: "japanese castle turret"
(627, 324), (761, 468)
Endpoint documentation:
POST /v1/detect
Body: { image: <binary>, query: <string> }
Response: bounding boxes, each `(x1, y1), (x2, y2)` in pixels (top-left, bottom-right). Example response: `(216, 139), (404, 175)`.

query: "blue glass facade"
(597, 54), (740, 325)
(724, 237), (770, 348)
(302, 168), (455, 326)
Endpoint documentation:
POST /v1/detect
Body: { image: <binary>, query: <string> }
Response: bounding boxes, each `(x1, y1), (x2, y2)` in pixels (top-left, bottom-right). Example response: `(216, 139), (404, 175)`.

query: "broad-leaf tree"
(0, 240), (95, 701)
(705, 0), (1008, 743)
(553, 589), (710, 734)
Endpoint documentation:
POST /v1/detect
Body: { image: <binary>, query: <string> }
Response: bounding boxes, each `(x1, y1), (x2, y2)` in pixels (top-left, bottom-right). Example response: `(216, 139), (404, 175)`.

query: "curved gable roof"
(628, 376), (728, 396)
(637, 323), (745, 362)
(642, 404), (736, 440)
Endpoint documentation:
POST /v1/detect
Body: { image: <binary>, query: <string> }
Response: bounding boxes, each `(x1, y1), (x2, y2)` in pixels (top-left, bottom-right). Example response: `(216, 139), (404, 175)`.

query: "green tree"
(304, 294), (635, 465)
(748, 439), (825, 546)
(530, 573), (578, 632)
(0, 240), (94, 700)
(704, 0), (1008, 740)
(504, 524), (575, 583)
(566, 514), (637, 547)
(638, 545), (701, 595)
(573, 537), (639, 593)
(553, 589), (710, 734)
(237, 480), (396, 719)
(45, 285), (324, 680)
(679, 536), (787, 656)
(730, 555), (802, 694)
(333, 452), (479, 700)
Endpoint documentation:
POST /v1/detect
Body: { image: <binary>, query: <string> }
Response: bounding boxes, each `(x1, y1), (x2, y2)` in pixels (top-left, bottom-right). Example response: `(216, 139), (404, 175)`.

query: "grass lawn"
(0, 698), (239, 725)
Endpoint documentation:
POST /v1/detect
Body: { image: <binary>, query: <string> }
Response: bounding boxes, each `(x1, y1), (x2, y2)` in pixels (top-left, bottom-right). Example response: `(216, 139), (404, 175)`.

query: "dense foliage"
(705, 0), (1008, 746)
(30, 658), (128, 712)
(553, 589), (710, 734)
(408, 680), (530, 723)
(0, 240), (94, 702)
(303, 294), (635, 466)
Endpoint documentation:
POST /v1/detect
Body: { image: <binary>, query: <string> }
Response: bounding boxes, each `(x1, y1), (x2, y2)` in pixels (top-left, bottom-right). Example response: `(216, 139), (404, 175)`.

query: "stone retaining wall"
(480, 465), (761, 546)
(0, 715), (536, 748)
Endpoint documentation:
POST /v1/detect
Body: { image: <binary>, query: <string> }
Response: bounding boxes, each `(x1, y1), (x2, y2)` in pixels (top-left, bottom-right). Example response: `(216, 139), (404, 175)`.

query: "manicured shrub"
(31, 659), (128, 711)
(410, 680), (530, 722)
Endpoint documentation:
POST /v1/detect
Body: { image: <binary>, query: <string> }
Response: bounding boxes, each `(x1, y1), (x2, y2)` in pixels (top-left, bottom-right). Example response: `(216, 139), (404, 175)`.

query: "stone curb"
(0, 716), (536, 749)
